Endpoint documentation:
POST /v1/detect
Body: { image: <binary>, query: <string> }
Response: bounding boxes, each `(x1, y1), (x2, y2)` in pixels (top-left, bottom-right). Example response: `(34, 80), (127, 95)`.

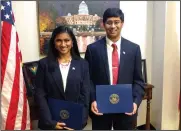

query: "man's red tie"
(112, 43), (119, 85)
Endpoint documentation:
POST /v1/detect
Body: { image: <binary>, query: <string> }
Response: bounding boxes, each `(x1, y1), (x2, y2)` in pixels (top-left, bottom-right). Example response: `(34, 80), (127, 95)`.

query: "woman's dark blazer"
(34, 57), (90, 130)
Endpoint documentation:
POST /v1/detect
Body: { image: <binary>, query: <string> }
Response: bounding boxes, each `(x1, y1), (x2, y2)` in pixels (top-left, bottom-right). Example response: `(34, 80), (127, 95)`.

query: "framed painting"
(23, 61), (39, 97)
(23, 61), (39, 120)
(38, 1), (120, 55)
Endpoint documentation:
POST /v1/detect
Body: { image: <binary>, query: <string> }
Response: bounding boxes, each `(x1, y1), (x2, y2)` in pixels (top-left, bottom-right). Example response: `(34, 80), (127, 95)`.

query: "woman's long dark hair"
(47, 26), (80, 61)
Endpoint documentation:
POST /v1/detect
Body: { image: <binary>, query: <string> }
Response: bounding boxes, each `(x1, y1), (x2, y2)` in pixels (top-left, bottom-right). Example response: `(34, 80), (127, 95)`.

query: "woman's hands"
(55, 122), (66, 129)
(55, 122), (74, 130)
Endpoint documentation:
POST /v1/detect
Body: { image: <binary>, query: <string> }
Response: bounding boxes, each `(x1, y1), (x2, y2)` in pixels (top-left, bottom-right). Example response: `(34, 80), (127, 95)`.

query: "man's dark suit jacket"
(35, 57), (90, 130)
(85, 36), (145, 113)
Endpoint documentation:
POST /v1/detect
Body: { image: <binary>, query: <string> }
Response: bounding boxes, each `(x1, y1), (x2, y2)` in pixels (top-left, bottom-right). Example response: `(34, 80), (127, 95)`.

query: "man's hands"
(91, 101), (103, 115)
(125, 103), (137, 116)
(91, 101), (137, 116)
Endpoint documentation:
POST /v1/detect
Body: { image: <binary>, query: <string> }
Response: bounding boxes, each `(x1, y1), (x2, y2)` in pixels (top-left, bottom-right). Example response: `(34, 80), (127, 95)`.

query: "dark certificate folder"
(96, 84), (133, 113)
(47, 98), (83, 130)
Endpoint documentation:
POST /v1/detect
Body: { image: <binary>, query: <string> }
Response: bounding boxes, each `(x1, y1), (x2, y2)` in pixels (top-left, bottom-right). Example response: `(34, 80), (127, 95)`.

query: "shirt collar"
(106, 35), (121, 47)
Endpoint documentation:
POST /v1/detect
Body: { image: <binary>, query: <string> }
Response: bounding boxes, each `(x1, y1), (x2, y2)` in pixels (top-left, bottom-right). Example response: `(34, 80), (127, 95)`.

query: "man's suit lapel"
(118, 37), (126, 83)
(100, 37), (110, 84)
(48, 60), (65, 98)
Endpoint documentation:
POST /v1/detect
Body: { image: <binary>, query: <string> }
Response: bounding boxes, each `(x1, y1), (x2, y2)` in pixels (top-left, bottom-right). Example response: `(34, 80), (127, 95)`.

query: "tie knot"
(112, 43), (117, 49)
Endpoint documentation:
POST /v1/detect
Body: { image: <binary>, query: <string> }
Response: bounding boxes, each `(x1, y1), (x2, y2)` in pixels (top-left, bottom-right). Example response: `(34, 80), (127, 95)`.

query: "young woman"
(35, 26), (90, 130)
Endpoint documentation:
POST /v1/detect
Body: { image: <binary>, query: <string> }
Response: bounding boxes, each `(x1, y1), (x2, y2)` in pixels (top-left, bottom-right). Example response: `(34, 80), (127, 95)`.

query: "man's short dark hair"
(103, 8), (124, 23)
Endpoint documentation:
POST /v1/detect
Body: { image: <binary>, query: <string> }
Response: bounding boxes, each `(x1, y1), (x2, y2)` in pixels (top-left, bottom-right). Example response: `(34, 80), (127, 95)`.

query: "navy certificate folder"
(96, 84), (133, 113)
(47, 98), (83, 130)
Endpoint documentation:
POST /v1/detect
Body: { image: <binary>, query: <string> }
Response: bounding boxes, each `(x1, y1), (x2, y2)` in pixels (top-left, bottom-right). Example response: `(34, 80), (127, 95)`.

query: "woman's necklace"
(59, 58), (72, 69)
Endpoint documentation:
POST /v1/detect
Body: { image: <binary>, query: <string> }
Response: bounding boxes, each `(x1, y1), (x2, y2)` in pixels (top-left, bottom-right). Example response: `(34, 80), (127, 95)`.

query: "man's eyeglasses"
(105, 20), (122, 26)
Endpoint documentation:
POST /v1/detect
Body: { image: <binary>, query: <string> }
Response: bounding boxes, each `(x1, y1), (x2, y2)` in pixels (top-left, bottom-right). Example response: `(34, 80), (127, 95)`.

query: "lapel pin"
(123, 51), (126, 55)
(72, 67), (75, 70)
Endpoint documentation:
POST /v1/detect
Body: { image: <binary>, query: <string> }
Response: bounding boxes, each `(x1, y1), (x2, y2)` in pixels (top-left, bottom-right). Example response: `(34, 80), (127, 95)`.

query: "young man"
(85, 8), (145, 130)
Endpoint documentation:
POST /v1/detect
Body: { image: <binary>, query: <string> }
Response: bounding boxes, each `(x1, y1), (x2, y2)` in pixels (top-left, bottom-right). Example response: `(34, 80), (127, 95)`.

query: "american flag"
(1, 1), (31, 130)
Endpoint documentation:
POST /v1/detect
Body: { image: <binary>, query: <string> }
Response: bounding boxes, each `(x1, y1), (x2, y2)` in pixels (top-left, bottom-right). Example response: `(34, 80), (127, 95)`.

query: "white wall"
(12, 1), (180, 129)
(120, 1), (148, 126)
(161, 1), (180, 129)
(12, 1), (39, 63)
(150, 1), (180, 130)
(120, 1), (147, 59)
(150, 1), (166, 129)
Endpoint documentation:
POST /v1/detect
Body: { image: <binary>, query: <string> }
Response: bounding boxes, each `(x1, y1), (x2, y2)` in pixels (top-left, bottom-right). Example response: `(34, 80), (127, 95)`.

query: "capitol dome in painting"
(56, 1), (101, 26)
(40, 1), (105, 55)
(78, 1), (89, 15)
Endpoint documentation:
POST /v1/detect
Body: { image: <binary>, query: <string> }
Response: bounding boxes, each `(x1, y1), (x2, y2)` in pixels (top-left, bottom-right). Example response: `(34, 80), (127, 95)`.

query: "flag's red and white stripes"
(1, 21), (31, 130)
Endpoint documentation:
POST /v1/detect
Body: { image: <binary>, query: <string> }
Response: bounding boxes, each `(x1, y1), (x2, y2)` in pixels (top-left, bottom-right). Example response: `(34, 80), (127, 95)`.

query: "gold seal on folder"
(60, 110), (69, 119)
(109, 94), (119, 104)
